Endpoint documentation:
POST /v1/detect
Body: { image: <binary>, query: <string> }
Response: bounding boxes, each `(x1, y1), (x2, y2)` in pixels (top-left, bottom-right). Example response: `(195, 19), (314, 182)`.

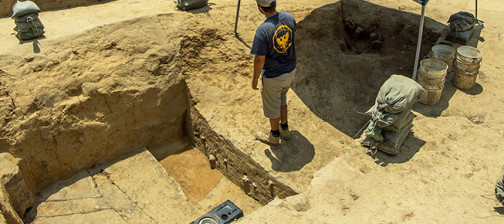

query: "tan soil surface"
(160, 148), (261, 215)
(25, 149), (199, 223)
(0, 0), (503, 223)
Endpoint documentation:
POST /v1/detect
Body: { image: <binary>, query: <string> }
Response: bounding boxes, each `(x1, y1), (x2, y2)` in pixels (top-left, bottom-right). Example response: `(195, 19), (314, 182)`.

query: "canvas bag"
(175, 0), (208, 10)
(363, 75), (422, 154)
(377, 123), (413, 155)
(13, 13), (38, 22)
(383, 111), (415, 132)
(447, 27), (474, 44)
(12, 1), (40, 18)
(16, 28), (45, 40)
(367, 105), (412, 128)
(365, 74), (423, 139)
(364, 109), (413, 141)
(361, 122), (413, 155)
(373, 75), (424, 114)
(14, 15), (44, 40)
(14, 18), (44, 32)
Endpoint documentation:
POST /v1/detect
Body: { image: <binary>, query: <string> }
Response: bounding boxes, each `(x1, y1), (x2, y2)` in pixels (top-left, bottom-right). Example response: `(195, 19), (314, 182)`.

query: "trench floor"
(159, 148), (262, 216)
(25, 149), (199, 223)
(26, 147), (261, 223)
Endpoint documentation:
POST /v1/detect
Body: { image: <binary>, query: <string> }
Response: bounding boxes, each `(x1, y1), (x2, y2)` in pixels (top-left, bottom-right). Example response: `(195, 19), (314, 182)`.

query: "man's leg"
(279, 104), (290, 139)
(270, 117), (280, 131)
(280, 105), (287, 124)
(256, 69), (295, 144)
(256, 77), (281, 145)
(278, 69), (295, 140)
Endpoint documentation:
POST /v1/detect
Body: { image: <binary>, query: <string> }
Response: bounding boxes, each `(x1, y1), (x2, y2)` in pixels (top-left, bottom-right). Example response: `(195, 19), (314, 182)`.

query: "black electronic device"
(190, 200), (243, 224)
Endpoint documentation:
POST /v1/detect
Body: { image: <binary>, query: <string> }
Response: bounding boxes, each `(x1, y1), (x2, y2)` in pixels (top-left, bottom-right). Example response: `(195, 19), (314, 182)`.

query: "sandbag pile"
(174, 0), (209, 10)
(12, 1), (44, 40)
(362, 75), (425, 155)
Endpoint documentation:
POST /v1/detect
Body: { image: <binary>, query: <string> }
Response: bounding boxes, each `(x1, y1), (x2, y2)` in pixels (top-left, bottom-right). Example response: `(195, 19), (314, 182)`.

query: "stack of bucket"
(417, 45), (483, 104)
(417, 45), (454, 105)
(453, 46), (483, 89)
(417, 59), (449, 105)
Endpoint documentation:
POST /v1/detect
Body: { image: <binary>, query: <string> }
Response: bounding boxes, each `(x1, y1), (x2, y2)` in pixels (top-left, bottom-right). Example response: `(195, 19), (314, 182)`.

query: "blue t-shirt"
(250, 12), (297, 78)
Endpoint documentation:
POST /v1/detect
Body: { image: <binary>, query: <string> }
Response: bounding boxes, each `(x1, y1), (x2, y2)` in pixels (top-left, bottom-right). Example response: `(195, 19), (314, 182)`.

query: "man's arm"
(252, 55), (266, 90)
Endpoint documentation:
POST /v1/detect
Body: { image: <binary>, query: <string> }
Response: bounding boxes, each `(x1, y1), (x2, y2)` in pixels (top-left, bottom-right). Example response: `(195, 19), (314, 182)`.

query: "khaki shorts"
(260, 68), (296, 119)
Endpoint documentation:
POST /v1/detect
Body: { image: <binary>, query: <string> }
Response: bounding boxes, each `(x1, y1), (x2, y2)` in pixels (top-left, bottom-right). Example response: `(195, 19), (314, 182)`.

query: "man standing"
(251, 0), (297, 145)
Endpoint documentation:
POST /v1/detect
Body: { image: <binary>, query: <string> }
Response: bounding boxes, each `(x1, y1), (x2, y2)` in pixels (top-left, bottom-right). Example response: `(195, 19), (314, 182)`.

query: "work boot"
(279, 126), (290, 140)
(255, 131), (280, 145)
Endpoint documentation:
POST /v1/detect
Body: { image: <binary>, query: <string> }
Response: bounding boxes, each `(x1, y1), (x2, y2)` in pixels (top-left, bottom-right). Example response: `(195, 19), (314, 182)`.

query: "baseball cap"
(256, 0), (275, 7)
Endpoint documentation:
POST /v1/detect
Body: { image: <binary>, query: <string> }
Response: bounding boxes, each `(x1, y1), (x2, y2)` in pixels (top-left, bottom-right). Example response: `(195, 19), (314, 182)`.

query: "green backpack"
(447, 11), (477, 44)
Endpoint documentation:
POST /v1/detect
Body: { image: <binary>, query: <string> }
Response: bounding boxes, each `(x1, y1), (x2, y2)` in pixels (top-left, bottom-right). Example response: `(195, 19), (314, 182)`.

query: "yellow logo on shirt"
(273, 25), (293, 53)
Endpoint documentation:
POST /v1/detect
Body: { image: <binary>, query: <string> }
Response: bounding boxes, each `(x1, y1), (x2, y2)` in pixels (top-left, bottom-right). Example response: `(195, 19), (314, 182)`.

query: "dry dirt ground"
(0, 0), (504, 223)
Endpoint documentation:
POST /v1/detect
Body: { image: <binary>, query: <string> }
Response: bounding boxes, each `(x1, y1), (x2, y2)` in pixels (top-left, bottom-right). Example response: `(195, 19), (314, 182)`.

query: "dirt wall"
(0, 14), (188, 198)
(1, 0), (112, 17)
(189, 106), (297, 205)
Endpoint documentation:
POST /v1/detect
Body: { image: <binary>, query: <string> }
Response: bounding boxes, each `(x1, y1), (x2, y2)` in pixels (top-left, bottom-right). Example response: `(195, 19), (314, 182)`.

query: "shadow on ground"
(368, 134), (426, 166)
(264, 131), (315, 172)
(184, 2), (214, 14)
(23, 168), (98, 223)
(413, 71), (458, 117)
(23, 149), (146, 223)
(413, 71), (484, 117)
(32, 0), (117, 15)
(494, 207), (504, 215)
(19, 38), (45, 53)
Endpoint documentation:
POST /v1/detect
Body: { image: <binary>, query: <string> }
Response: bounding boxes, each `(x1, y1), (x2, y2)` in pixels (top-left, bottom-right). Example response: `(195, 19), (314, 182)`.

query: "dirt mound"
(0, 15), (189, 195)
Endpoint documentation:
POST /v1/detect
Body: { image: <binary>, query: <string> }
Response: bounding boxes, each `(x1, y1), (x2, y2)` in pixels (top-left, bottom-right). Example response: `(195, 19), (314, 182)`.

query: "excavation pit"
(0, 0), (449, 223)
(293, 0), (445, 137)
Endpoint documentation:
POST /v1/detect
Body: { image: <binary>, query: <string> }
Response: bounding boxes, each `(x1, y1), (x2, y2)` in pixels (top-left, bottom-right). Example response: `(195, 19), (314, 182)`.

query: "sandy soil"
(160, 148), (262, 215)
(1, 0), (504, 223)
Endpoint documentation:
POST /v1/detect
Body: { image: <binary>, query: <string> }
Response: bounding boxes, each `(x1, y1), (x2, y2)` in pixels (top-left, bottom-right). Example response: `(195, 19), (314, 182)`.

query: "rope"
(353, 120), (370, 139)
(480, 194), (504, 203)
(26, 15), (39, 34)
